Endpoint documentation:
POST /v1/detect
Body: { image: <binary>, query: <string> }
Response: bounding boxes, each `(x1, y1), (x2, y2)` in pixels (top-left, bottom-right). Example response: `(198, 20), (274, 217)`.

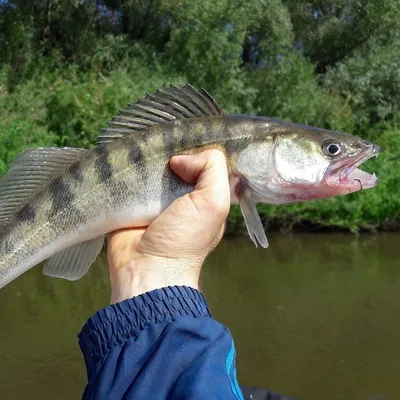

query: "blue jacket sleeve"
(78, 286), (244, 400)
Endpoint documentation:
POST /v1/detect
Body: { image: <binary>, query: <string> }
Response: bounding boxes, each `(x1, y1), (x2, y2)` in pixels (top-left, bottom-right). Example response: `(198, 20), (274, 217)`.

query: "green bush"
(0, 117), (58, 176)
(0, 0), (399, 233)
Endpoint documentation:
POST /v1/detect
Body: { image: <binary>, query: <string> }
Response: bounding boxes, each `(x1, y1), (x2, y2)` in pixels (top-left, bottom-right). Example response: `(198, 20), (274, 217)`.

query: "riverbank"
(227, 205), (400, 235)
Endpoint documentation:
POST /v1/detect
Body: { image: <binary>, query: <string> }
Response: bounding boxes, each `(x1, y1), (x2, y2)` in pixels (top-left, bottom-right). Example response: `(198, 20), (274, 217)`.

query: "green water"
(1, 233), (399, 400)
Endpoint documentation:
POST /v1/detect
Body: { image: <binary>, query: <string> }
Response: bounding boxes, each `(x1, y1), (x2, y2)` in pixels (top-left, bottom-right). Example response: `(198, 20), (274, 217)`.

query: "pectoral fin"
(238, 190), (269, 248)
(43, 235), (105, 281)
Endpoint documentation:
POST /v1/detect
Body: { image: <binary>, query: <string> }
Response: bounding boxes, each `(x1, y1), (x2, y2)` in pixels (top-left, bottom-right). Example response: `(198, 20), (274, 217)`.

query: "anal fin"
(43, 235), (105, 281)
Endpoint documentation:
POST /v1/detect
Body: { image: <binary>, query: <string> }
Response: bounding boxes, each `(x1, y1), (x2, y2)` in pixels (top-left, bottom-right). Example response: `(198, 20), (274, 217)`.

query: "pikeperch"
(0, 84), (380, 288)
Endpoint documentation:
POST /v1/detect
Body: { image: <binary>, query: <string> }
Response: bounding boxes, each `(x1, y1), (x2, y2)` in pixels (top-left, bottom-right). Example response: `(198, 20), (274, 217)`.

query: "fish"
(0, 84), (380, 288)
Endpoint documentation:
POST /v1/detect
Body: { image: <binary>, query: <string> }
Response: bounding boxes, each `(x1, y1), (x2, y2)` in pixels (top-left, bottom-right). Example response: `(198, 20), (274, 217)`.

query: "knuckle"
(207, 148), (226, 163)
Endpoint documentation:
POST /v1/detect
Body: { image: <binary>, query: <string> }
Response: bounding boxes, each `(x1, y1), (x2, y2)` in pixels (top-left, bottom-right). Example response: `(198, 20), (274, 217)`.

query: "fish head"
(318, 134), (380, 194)
(235, 120), (380, 203)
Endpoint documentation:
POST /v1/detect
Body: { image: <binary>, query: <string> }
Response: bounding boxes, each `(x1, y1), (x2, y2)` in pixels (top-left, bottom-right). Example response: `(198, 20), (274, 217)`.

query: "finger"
(170, 151), (211, 185)
(108, 227), (145, 248)
(170, 150), (230, 212)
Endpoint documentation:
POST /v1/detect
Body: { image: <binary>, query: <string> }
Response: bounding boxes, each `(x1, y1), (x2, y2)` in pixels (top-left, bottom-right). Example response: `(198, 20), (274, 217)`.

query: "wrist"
(110, 256), (200, 303)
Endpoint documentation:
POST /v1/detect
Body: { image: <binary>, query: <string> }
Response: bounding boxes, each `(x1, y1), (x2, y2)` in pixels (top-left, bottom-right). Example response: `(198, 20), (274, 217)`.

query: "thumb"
(170, 150), (231, 212)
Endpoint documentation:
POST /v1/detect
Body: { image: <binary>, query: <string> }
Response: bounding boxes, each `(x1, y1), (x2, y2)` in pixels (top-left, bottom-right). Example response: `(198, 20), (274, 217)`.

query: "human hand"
(107, 150), (231, 304)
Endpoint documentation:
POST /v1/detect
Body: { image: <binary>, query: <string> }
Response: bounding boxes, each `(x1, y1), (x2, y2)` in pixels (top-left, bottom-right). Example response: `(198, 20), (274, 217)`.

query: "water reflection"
(0, 233), (399, 400)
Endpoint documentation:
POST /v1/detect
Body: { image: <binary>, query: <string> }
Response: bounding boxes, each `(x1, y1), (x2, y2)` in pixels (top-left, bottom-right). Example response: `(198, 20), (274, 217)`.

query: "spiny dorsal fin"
(0, 147), (87, 230)
(97, 84), (223, 146)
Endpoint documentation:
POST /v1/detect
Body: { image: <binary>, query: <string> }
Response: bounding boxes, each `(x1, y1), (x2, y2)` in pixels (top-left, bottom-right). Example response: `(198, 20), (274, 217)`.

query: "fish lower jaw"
(327, 168), (379, 191)
(346, 168), (378, 189)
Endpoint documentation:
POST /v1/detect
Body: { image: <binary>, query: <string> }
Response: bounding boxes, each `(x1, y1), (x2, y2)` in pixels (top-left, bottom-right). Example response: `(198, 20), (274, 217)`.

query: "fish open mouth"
(326, 144), (380, 191)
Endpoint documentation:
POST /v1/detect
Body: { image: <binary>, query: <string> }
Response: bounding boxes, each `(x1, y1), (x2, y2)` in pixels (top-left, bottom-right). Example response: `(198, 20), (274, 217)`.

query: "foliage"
(0, 0), (399, 232)
(325, 38), (400, 131)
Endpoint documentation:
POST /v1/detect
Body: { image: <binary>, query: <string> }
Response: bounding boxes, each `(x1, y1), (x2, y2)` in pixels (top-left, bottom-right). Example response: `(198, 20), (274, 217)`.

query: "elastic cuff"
(78, 286), (211, 368)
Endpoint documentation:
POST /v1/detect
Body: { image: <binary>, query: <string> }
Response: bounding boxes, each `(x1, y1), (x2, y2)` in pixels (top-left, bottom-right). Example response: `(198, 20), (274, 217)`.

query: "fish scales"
(0, 84), (380, 289)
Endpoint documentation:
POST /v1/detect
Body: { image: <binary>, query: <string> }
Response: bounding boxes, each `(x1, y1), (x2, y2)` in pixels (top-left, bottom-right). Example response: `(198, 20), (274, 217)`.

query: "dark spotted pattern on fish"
(68, 162), (83, 182)
(179, 132), (190, 149)
(3, 237), (14, 253)
(50, 177), (74, 215)
(51, 204), (86, 232)
(224, 122), (238, 153)
(162, 125), (175, 157)
(194, 119), (209, 147)
(110, 180), (130, 206)
(211, 118), (221, 141)
(127, 139), (144, 165)
(124, 140), (149, 185)
(160, 167), (184, 208)
(94, 146), (113, 183)
(15, 203), (36, 223)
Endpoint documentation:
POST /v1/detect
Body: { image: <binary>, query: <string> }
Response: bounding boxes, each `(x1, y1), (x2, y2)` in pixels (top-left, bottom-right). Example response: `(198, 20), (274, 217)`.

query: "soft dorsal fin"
(0, 147), (87, 230)
(97, 84), (223, 146)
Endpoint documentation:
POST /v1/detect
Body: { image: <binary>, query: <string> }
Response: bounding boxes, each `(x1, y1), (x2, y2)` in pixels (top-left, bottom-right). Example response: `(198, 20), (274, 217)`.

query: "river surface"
(0, 233), (399, 400)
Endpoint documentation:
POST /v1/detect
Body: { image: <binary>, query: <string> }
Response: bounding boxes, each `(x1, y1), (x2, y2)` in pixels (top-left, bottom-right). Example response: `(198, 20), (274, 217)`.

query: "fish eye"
(322, 141), (343, 157)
